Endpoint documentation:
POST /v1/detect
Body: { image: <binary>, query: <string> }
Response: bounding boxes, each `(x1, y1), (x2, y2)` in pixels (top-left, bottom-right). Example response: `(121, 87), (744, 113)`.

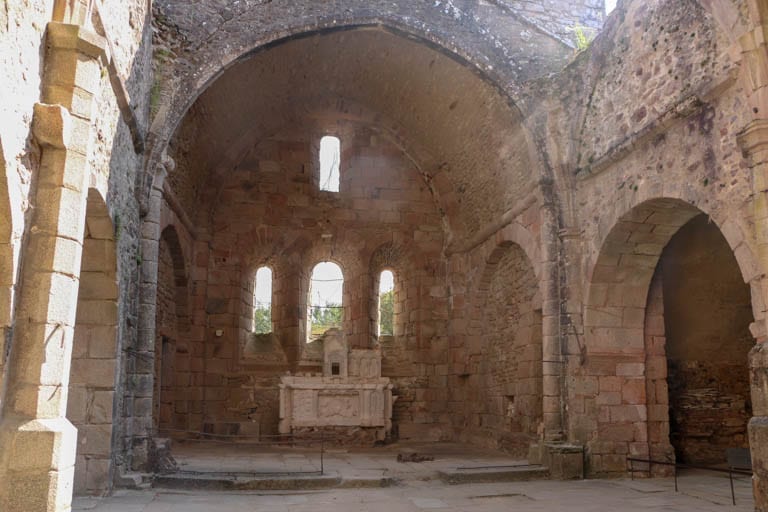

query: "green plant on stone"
(572, 24), (594, 52)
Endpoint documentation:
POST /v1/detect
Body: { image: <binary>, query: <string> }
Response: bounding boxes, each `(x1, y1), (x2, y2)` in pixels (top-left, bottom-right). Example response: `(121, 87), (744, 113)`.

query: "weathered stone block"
(78, 424), (112, 456)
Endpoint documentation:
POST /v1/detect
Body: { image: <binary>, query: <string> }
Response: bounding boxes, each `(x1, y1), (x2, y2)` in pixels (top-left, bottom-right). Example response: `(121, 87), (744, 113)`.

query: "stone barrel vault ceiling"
(168, 27), (543, 242)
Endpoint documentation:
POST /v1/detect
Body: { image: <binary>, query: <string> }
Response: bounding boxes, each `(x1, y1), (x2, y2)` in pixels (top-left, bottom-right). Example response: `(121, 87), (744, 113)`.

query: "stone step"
(116, 472), (153, 489)
(437, 464), (549, 484)
(152, 471), (396, 491)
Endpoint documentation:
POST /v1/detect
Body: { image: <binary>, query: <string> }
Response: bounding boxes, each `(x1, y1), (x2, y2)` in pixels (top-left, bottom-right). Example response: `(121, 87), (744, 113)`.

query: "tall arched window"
(253, 266), (273, 334)
(308, 262), (343, 341)
(319, 135), (340, 192)
(378, 270), (394, 336)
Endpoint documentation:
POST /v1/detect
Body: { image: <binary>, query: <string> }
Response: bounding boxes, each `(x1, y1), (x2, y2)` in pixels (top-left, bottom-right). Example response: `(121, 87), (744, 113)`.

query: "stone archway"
(647, 214), (753, 465)
(461, 241), (543, 456)
(67, 188), (118, 495)
(582, 198), (758, 475)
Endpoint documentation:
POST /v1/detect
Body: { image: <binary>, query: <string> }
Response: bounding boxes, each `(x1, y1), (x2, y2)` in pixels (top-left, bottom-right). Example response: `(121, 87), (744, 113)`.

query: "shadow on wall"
(659, 214), (753, 465)
(67, 188), (118, 496)
(0, 139), (10, 412)
(460, 242), (543, 457)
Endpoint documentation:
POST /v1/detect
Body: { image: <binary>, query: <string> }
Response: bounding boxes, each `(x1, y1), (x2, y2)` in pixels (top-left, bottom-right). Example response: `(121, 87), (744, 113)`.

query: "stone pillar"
(132, 166), (167, 470)
(541, 205), (564, 441)
(733, 10), (768, 508)
(0, 23), (106, 512)
(739, 120), (768, 511)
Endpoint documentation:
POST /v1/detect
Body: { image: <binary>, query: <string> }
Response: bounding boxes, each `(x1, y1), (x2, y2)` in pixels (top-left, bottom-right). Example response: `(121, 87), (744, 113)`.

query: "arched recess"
(143, 1), (571, 206)
(582, 198), (758, 474)
(237, 226), (286, 361)
(156, 26), (547, 247)
(154, 225), (190, 436)
(67, 188), (118, 495)
(460, 241), (543, 456)
(369, 242), (412, 345)
(654, 214), (753, 464)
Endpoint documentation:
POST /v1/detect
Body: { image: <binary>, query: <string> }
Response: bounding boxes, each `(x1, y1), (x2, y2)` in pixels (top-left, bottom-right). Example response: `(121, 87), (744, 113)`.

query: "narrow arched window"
(253, 266), (272, 334)
(378, 270), (395, 336)
(319, 135), (340, 192)
(308, 262), (343, 341)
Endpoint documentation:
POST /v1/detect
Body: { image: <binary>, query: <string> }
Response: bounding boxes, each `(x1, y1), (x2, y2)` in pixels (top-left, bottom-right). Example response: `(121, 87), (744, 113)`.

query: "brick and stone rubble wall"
(455, 243), (543, 457)
(661, 215), (753, 464)
(573, 0), (729, 173)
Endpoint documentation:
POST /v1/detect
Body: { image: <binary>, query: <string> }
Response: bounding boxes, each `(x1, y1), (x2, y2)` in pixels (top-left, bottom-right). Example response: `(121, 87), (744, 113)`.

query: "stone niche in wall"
(278, 329), (395, 443)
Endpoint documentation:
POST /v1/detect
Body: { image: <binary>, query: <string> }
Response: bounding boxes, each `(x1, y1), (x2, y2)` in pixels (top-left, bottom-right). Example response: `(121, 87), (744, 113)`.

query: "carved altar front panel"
(278, 376), (395, 439)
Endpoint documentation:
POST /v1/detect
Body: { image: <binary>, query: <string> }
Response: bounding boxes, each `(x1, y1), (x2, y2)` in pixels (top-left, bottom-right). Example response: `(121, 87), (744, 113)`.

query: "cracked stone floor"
(74, 470), (754, 512)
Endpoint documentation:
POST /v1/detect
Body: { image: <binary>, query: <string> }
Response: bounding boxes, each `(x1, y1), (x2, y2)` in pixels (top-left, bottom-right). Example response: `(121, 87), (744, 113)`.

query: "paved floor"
(168, 441), (534, 480)
(73, 473), (754, 512)
(72, 442), (755, 511)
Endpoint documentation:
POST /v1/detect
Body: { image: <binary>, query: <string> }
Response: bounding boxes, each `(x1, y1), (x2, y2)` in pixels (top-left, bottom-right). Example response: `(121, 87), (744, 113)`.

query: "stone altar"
(278, 329), (395, 441)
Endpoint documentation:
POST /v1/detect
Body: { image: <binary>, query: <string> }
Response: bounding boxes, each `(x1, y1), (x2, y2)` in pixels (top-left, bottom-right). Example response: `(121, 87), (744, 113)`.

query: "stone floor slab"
(74, 471), (754, 512)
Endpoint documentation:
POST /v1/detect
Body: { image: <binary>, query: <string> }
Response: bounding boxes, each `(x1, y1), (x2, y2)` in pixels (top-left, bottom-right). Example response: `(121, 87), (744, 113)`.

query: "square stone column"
(0, 22), (106, 512)
(739, 117), (768, 512)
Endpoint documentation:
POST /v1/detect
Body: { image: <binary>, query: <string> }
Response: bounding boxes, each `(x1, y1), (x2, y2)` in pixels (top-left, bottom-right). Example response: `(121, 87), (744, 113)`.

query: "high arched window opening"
(378, 270), (395, 336)
(308, 261), (343, 341)
(319, 135), (340, 192)
(253, 266), (273, 334)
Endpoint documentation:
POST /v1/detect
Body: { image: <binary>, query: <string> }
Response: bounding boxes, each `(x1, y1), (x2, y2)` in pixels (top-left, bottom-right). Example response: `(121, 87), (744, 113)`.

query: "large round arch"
(456, 241), (543, 455)
(145, 1), (573, 166)
(146, 18), (558, 244)
(581, 197), (758, 475)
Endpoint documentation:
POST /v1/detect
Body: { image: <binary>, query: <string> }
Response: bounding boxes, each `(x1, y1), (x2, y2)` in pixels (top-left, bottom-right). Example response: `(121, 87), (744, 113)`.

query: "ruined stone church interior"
(3, 0), (768, 510)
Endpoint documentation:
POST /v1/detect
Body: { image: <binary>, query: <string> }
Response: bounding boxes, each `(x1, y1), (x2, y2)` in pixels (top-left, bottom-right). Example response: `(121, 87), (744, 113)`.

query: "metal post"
(320, 431), (324, 475)
(674, 464), (678, 492)
(729, 469), (736, 506)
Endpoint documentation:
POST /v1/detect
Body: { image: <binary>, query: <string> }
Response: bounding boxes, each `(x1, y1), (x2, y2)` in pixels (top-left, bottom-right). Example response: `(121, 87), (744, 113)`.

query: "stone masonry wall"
(89, 0), (154, 480)
(643, 267), (673, 472)
(533, 0), (759, 475)
(155, 233), (181, 433)
(156, 122), (448, 439)
(0, 0), (153, 496)
(457, 244), (543, 457)
(497, 0), (605, 45)
(67, 192), (119, 495)
(0, 0), (51, 411)
(573, 0), (729, 174)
